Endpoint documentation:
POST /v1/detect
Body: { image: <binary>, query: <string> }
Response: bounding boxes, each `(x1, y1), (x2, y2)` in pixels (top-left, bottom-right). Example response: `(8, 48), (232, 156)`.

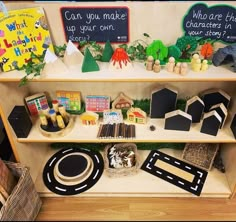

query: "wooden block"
(0, 159), (17, 199)
(201, 89), (231, 112)
(164, 109), (192, 131)
(200, 110), (222, 136)
(230, 113), (236, 139)
(185, 96), (204, 123)
(112, 92), (133, 109)
(209, 103), (227, 128)
(151, 86), (178, 118)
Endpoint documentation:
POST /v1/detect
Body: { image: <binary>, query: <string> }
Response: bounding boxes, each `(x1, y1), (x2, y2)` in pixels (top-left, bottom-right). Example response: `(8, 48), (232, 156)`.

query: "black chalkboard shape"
(209, 103), (228, 128)
(183, 3), (236, 43)
(201, 89), (231, 112)
(60, 7), (129, 43)
(150, 86), (178, 118)
(200, 110), (222, 136)
(230, 113), (236, 139)
(164, 110), (192, 131)
(185, 96), (205, 123)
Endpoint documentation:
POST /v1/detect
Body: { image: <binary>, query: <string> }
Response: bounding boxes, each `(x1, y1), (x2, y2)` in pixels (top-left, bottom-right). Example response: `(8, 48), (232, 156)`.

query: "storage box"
(0, 162), (42, 221)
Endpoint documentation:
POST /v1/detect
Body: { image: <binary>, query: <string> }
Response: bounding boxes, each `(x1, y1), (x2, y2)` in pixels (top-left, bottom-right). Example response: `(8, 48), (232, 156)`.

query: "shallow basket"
(104, 143), (140, 178)
(0, 161), (42, 221)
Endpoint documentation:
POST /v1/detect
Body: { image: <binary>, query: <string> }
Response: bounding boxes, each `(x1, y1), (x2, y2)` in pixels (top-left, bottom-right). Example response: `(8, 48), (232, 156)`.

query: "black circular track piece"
(43, 147), (104, 195)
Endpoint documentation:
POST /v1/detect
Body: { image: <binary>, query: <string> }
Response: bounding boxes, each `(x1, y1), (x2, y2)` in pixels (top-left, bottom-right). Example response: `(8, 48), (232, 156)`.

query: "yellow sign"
(0, 7), (54, 71)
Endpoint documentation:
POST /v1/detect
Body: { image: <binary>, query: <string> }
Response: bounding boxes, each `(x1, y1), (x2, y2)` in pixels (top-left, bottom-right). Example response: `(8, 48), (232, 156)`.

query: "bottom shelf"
(35, 147), (231, 198)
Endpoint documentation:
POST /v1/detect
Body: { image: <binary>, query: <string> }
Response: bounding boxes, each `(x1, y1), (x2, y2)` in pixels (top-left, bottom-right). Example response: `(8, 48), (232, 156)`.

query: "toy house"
(80, 111), (99, 125)
(200, 110), (222, 136)
(150, 86), (178, 118)
(164, 109), (192, 131)
(185, 96), (205, 123)
(201, 89), (231, 112)
(209, 103), (228, 129)
(112, 92), (133, 109)
(25, 92), (49, 116)
(56, 91), (81, 112)
(103, 109), (123, 124)
(127, 107), (147, 124)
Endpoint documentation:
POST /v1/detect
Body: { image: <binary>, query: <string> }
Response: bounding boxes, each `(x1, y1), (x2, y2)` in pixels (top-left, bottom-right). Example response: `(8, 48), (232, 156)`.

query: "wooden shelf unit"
(1, 1), (236, 199)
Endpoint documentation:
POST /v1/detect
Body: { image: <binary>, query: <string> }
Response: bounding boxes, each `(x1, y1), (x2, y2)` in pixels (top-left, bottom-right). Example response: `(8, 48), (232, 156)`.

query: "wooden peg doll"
(180, 62), (188, 75)
(146, 56), (154, 71)
(166, 57), (175, 72)
(153, 59), (161, 73)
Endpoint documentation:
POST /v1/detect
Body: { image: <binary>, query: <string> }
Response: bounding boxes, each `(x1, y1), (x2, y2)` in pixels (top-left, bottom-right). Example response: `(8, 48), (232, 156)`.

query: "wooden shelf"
(17, 115), (235, 143)
(35, 148), (231, 198)
(0, 63), (235, 83)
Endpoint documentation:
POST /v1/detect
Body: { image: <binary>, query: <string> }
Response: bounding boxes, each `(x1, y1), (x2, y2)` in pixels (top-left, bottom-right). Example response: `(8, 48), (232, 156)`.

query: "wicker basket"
(104, 143), (140, 177)
(0, 161), (42, 221)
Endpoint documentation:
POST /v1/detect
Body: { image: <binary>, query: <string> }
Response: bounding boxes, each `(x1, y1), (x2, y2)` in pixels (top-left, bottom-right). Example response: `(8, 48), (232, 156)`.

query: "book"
(0, 7), (54, 72)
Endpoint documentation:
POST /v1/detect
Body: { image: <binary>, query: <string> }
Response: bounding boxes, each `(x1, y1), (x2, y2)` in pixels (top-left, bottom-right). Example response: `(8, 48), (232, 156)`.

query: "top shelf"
(0, 62), (235, 83)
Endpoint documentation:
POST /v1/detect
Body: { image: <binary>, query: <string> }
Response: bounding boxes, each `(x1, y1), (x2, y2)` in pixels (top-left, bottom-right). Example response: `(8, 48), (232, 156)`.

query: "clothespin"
(0, 1), (8, 17)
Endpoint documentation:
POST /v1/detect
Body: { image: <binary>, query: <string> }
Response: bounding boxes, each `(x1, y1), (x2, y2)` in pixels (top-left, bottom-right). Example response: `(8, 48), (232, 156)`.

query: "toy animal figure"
(166, 57), (175, 72)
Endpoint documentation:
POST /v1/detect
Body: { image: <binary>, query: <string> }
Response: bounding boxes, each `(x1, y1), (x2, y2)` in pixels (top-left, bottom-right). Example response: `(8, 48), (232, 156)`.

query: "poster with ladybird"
(0, 7), (54, 72)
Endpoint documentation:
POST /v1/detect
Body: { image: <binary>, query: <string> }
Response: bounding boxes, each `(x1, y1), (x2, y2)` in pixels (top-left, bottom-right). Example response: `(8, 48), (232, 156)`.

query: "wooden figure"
(200, 110), (222, 136)
(112, 92), (134, 109)
(185, 96), (204, 123)
(174, 62), (181, 74)
(80, 111), (99, 125)
(56, 91), (81, 112)
(153, 59), (161, 73)
(85, 95), (110, 112)
(109, 48), (132, 70)
(191, 53), (200, 69)
(127, 107), (147, 124)
(166, 57), (175, 72)
(192, 58), (201, 72)
(146, 55), (154, 71)
(201, 59), (208, 71)
(103, 109), (123, 124)
(63, 40), (84, 66)
(180, 62), (188, 75)
(82, 47), (100, 72)
(230, 113), (236, 139)
(164, 109), (192, 131)
(25, 92), (49, 116)
(150, 86), (178, 118)
(201, 89), (231, 112)
(209, 103), (228, 128)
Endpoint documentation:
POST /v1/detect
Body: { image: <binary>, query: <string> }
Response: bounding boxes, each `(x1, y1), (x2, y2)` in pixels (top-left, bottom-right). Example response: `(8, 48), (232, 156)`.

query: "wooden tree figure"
(185, 96), (204, 123)
(164, 109), (192, 131)
(150, 86), (178, 118)
(101, 40), (114, 62)
(200, 42), (214, 60)
(82, 47), (100, 72)
(200, 110), (222, 136)
(109, 48), (132, 70)
(175, 36), (198, 59)
(201, 89), (231, 112)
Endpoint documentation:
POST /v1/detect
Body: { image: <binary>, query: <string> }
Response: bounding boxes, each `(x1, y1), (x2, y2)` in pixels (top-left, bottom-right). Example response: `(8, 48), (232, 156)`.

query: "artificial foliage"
(146, 40), (168, 64)
(168, 45), (182, 60)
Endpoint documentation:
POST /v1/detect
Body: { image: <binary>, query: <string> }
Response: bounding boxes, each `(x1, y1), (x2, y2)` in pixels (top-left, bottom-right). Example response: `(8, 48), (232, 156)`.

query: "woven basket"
(0, 161), (42, 221)
(104, 143), (140, 177)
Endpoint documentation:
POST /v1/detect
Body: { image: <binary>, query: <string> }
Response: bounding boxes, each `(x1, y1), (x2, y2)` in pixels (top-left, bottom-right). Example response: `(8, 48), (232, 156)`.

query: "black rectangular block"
(8, 106), (32, 138)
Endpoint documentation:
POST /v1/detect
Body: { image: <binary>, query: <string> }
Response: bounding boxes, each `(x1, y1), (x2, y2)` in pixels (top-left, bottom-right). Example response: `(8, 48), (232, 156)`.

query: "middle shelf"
(18, 115), (236, 143)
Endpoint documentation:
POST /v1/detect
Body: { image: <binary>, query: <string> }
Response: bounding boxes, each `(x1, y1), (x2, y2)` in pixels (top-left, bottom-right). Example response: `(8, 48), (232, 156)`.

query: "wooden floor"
(36, 196), (236, 221)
